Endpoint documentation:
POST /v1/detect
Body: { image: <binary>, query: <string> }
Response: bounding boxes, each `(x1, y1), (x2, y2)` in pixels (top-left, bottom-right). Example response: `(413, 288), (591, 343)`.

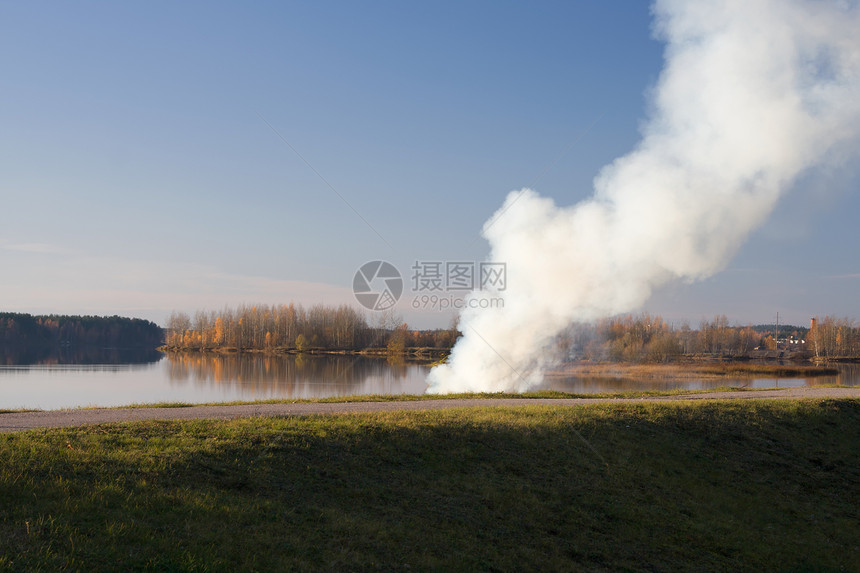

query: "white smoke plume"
(428, 0), (860, 393)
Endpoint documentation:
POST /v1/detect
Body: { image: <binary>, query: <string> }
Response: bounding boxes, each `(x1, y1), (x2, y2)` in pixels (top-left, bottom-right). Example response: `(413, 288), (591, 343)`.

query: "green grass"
(1, 399), (858, 571)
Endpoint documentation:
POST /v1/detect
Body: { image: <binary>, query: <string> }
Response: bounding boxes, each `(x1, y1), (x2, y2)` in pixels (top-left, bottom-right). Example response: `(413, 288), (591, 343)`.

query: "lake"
(1, 351), (858, 410)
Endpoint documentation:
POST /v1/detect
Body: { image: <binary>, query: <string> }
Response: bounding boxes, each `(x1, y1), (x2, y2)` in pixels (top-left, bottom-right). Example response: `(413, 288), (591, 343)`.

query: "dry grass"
(549, 361), (839, 380)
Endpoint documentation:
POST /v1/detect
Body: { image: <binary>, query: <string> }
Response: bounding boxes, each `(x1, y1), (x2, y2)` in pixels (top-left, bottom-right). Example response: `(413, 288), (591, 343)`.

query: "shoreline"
(548, 361), (841, 379)
(158, 348), (854, 375)
(157, 345), (449, 362)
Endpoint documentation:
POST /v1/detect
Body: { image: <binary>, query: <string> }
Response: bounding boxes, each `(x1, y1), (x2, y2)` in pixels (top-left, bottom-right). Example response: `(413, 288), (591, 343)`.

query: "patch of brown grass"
(550, 362), (838, 380)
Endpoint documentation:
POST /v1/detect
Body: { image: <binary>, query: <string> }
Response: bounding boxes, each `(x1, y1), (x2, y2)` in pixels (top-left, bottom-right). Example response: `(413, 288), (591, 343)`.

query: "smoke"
(427, 0), (860, 393)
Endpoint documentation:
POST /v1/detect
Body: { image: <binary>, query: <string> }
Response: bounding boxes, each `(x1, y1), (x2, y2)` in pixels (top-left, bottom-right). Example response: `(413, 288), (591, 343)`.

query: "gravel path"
(1, 387), (858, 433)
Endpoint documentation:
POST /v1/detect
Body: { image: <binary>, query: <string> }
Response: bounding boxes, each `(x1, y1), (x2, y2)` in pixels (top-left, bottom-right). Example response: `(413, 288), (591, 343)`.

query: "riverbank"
(159, 346), (859, 369)
(548, 361), (840, 380)
(2, 398), (857, 571)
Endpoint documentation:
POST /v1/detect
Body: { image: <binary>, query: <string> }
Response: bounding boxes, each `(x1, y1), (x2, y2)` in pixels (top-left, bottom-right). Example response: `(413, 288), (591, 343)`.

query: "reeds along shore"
(548, 362), (841, 379)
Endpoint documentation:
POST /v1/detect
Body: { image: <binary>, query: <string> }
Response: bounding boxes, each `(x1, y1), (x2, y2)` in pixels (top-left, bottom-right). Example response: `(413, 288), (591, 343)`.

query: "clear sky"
(1, 1), (857, 329)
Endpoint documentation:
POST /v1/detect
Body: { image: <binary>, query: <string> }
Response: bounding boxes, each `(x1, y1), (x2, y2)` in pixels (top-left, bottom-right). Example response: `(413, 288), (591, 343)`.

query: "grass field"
(1, 399), (858, 571)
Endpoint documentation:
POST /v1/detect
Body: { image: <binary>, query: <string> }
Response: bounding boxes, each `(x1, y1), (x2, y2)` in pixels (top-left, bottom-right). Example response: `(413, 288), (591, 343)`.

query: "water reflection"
(163, 352), (430, 398)
(0, 345), (162, 366)
(2, 352), (857, 410)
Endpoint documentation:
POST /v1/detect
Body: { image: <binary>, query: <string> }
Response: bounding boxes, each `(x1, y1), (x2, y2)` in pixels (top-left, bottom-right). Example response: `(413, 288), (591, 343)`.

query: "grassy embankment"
(2, 399), (858, 571)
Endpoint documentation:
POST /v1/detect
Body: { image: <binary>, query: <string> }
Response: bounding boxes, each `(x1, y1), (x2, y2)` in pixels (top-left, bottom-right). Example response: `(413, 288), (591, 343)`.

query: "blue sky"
(1, 1), (857, 328)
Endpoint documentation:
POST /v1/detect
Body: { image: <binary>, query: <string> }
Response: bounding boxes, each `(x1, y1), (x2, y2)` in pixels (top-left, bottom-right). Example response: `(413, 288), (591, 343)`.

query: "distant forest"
(0, 313), (164, 351)
(559, 314), (860, 361)
(163, 304), (459, 353)
(164, 305), (860, 361)
(4, 308), (858, 363)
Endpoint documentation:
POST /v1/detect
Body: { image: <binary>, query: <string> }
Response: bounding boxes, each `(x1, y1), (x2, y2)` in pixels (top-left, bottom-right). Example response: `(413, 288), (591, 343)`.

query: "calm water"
(1, 352), (857, 410)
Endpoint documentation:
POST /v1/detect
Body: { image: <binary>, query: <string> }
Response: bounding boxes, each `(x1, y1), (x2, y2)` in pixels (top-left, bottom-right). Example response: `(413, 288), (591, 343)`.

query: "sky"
(1, 1), (858, 329)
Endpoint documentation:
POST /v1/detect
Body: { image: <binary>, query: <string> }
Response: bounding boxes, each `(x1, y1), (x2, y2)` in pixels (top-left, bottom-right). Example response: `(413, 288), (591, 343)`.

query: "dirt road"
(2, 387), (858, 433)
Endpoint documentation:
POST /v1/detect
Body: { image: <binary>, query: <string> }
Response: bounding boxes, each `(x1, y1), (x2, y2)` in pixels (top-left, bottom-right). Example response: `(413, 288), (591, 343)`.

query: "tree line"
(808, 316), (860, 359)
(163, 304), (459, 352)
(559, 313), (860, 362)
(0, 312), (163, 351)
(6, 306), (847, 362)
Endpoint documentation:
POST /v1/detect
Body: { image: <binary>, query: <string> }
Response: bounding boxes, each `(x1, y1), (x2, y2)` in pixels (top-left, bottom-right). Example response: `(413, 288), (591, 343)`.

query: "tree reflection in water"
(0, 346), (162, 366)
(163, 352), (429, 398)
